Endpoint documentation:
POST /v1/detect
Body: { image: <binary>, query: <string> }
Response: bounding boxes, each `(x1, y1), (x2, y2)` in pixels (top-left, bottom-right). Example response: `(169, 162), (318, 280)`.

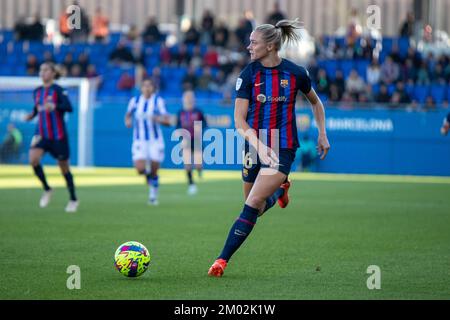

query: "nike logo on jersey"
(255, 82), (265, 87)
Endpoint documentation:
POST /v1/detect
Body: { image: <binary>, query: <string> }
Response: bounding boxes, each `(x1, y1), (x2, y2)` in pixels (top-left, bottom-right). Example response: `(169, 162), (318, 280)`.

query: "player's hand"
(441, 124), (449, 136)
(257, 142), (279, 168)
(124, 116), (132, 128)
(44, 102), (56, 111)
(24, 113), (34, 122)
(317, 134), (330, 160)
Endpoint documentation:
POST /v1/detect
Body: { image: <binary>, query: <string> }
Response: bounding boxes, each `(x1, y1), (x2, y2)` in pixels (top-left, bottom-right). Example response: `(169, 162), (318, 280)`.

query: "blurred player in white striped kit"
(124, 78), (171, 205)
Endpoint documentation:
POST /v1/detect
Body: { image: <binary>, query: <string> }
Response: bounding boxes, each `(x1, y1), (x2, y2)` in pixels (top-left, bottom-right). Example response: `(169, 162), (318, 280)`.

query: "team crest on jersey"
(242, 168), (248, 177)
(257, 94), (267, 103)
(280, 79), (289, 88)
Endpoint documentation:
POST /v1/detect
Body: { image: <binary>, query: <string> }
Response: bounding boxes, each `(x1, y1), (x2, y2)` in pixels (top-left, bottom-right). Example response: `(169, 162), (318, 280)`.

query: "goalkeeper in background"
(440, 113), (450, 136)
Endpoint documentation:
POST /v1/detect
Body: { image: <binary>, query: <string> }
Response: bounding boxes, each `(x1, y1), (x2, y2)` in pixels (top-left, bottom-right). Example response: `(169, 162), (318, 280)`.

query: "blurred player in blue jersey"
(175, 90), (207, 195)
(208, 19), (330, 277)
(24, 62), (79, 212)
(440, 112), (450, 136)
(124, 78), (171, 205)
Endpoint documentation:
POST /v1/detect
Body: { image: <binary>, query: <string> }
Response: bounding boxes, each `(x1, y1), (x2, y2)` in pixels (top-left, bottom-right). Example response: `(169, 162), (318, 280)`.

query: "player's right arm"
(124, 97), (136, 128)
(24, 89), (40, 122)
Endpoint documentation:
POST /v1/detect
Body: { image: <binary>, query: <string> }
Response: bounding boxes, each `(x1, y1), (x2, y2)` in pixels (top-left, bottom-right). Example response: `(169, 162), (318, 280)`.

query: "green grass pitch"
(0, 166), (449, 299)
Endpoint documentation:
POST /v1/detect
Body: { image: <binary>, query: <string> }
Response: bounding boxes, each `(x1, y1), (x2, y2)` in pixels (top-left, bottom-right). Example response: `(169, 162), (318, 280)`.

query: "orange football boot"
(208, 258), (227, 277)
(277, 180), (291, 208)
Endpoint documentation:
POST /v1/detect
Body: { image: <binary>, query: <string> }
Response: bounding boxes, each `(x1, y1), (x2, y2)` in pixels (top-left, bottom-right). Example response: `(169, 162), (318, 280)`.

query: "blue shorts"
(241, 143), (296, 183)
(31, 136), (70, 161)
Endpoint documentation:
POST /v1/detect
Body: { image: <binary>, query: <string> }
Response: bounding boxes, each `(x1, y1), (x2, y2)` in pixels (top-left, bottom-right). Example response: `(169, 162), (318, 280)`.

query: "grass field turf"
(0, 166), (449, 300)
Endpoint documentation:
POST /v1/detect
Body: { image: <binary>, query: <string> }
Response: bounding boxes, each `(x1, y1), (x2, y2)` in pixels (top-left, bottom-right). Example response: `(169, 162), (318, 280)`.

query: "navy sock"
(262, 187), (285, 214)
(218, 204), (259, 262)
(187, 170), (193, 185)
(33, 165), (51, 191)
(150, 175), (159, 188)
(63, 171), (77, 201)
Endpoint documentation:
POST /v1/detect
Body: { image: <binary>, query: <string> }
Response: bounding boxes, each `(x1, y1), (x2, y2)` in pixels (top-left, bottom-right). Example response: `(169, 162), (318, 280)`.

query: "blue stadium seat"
(340, 60), (354, 78)
(430, 85), (446, 104)
(398, 37), (410, 57)
(413, 85), (429, 103)
(323, 60), (338, 80)
(382, 37), (393, 54)
(356, 60), (370, 80)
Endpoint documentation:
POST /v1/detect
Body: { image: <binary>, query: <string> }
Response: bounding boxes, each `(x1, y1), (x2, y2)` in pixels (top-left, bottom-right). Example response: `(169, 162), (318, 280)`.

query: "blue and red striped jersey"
(176, 108), (207, 139)
(32, 84), (73, 141)
(236, 58), (311, 150)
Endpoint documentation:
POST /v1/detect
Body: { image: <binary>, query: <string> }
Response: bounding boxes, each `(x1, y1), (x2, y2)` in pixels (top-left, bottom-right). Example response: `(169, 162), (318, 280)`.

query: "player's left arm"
(54, 87), (73, 112)
(305, 88), (330, 160)
(153, 97), (172, 126)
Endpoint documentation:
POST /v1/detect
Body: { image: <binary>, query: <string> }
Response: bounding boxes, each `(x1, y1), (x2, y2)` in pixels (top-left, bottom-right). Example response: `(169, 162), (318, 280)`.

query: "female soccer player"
(24, 62), (79, 212)
(124, 78), (171, 205)
(175, 90), (207, 195)
(208, 19), (330, 277)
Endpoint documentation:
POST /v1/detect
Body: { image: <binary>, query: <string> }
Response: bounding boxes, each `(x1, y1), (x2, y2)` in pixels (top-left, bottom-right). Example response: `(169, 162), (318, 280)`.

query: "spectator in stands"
(210, 70), (227, 93)
(203, 46), (219, 67)
(389, 92), (402, 109)
(360, 35), (374, 60)
(364, 84), (375, 103)
(109, 41), (135, 65)
(70, 64), (82, 77)
(14, 16), (28, 41)
(405, 47), (422, 69)
(184, 22), (200, 46)
(328, 84), (341, 103)
(62, 53), (75, 74)
(26, 54), (40, 76)
(393, 81), (412, 104)
(59, 10), (71, 40)
(366, 59), (381, 85)
(375, 84), (391, 103)
(43, 51), (55, 64)
(0, 123), (22, 163)
(315, 69), (330, 96)
(401, 58), (417, 83)
(150, 67), (163, 92)
(424, 96), (436, 110)
(400, 12), (415, 38)
(69, 1), (90, 43)
(331, 70), (346, 100)
(174, 43), (192, 67)
(389, 43), (403, 65)
(126, 25), (140, 42)
(222, 66), (241, 104)
(86, 64), (99, 78)
(235, 18), (253, 51)
(27, 14), (45, 41)
(380, 56), (400, 85)
(190, 45), (203, 69)
(92, 7), (110, 42)
(182, 65), (198, 91)
(117, 72), (135, 90)
(77, 52), (90, 75)
(142, 16), (162, 43)
(159, 43), (172, 65)
(431, 64), (446, 84)
(213, 21), (230, 48)
(198, 66), (214, 91)
(266, 1), (286, 25)
(346, 8), (362, 46)
(345, 69), (365, 99)
(340, 92), (355, 110)
(200, 10), (215, 46)
(416, 61), (430, 85)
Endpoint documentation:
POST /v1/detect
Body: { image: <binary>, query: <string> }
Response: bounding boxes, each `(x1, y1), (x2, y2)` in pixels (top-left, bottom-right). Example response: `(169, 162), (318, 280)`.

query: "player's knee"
(245, 194), (266, 209)
(29, 156), (39, 167)
(136, 167), (146, 175)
